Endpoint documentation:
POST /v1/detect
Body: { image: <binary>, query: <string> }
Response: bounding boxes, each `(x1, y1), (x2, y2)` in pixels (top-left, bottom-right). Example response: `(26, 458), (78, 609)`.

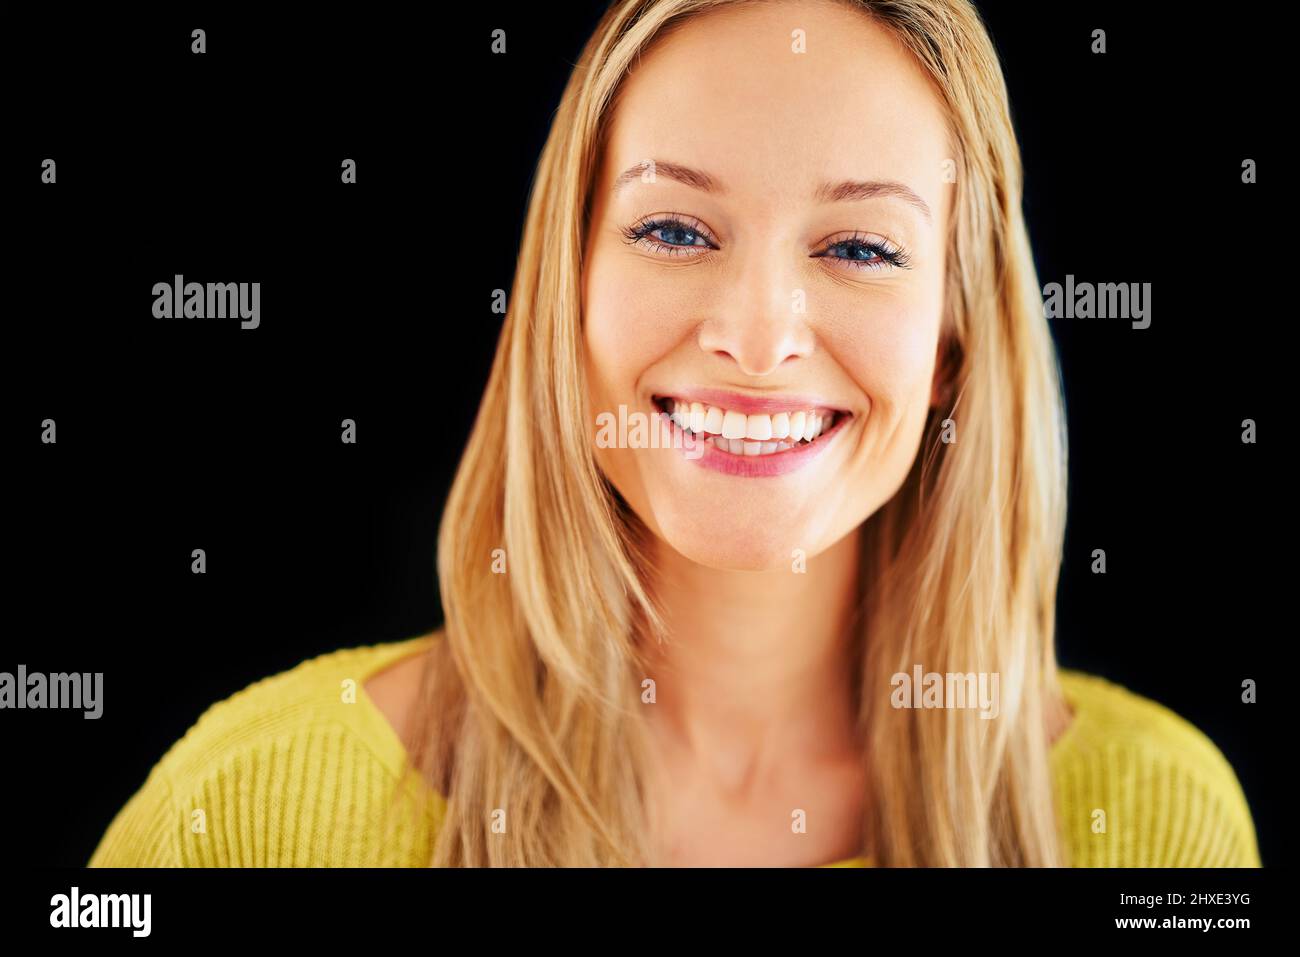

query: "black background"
(3, 2), (1282, 871)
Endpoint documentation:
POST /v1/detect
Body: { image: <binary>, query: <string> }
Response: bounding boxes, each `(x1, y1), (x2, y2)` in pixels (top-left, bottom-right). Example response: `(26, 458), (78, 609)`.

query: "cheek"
(829, 286), (943, 422)
(583, 254), (697, 403)
(581, 253), (680, 509)
(821, 286), (944, 515)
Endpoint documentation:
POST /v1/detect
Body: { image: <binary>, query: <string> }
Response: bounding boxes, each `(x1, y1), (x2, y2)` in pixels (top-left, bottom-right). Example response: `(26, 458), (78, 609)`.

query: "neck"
(636, 527), (864, 795)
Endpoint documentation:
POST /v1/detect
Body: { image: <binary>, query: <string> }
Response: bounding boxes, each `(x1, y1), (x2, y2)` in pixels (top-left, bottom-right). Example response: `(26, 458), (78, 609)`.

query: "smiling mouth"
(651, 395), (851, 456)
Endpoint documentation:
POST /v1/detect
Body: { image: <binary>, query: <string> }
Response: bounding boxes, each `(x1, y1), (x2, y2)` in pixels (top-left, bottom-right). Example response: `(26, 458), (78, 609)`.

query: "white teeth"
(745, 413), (773, 441)
(659, 397), (842, 452)
(788, 411), (806, 442)
(721, 409), (748, 440)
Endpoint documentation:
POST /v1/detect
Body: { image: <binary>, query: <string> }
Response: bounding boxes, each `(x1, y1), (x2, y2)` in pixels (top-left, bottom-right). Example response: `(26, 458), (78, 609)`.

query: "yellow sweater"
(88, 635), (1261, 867)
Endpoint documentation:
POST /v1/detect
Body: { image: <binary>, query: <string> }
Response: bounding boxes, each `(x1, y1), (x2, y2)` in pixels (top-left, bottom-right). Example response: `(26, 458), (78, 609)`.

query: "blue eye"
(622, 216), (715, 257)
(815, 236), (911, 271)
(651, 224), (706, 247)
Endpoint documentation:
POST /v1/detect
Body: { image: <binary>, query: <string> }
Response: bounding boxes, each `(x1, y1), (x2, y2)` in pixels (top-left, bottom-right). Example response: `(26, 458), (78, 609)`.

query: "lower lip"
(655, 407), (851, 478)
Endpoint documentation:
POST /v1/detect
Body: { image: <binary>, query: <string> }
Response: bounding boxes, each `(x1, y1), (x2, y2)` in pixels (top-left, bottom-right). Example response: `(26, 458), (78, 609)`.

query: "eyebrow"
(612, 159), (932, 222)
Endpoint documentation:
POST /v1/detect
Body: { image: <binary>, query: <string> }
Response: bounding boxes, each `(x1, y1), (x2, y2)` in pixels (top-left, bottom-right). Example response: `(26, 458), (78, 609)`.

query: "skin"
(580, 0), (952, 865)
(365, 657), (422, 747)
(367, 0), (1072, 867)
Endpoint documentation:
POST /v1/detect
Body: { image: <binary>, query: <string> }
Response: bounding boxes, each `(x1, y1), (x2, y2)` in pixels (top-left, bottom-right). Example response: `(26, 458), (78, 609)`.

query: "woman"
(90, 0), (1259, 867)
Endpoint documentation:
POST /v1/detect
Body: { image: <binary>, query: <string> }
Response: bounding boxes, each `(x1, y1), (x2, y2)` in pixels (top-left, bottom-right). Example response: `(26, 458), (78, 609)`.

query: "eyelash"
(620, 215), (911, 271)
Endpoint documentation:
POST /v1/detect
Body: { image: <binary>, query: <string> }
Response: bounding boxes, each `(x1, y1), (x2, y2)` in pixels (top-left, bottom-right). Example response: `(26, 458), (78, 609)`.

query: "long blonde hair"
(403, 0), (1069, 866)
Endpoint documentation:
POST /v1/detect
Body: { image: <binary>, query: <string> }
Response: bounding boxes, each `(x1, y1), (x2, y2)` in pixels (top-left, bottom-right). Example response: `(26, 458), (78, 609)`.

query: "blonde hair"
(402, 0), (1069, 866)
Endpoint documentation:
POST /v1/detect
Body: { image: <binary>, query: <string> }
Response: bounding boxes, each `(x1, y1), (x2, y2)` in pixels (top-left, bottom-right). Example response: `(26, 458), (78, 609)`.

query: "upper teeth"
(662, 398), (836, 446)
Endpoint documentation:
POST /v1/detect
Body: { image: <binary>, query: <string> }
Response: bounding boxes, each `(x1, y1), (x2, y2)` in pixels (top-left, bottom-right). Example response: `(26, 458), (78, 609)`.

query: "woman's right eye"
(623, 217), (716, 256)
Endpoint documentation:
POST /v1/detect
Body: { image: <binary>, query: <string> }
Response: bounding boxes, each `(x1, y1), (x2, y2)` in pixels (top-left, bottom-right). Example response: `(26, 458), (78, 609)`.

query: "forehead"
(599, 0), (952, 216)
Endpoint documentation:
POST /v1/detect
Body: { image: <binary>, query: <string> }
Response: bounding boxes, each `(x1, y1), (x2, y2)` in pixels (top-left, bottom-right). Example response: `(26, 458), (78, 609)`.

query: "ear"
(930, 334), (960, 409)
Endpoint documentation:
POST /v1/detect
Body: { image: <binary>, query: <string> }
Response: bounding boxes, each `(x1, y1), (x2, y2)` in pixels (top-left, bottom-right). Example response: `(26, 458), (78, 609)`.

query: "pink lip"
(654, 408), (851, 478)
(655, 388), (847, 416)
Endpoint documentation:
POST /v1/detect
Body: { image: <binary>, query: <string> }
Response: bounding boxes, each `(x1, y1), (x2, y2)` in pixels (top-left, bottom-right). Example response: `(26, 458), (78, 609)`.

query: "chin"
(648, 503), (814, 572)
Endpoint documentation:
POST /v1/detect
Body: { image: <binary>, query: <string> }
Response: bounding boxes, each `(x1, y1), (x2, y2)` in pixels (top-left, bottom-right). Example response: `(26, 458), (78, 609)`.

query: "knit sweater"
(87, 635), (1261, 867)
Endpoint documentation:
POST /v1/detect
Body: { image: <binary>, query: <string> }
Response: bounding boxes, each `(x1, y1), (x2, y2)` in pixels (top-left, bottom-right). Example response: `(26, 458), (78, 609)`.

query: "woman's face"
(583, 0), (953, 571)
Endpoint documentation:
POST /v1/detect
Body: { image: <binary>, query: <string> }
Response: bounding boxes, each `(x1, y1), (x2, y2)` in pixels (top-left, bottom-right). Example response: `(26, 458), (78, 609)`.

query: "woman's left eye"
(814, 236), (911, 271)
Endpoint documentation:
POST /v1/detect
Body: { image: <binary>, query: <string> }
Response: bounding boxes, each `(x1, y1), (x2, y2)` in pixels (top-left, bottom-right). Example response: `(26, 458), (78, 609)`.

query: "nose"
(695, 244), (816, 376)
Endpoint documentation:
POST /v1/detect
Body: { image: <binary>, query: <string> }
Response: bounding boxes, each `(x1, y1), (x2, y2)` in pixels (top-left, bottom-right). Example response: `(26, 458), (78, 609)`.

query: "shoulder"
(153, 635), (436, 784)
(1053, 669), (1260, 867)
(89, 635), (442, 867)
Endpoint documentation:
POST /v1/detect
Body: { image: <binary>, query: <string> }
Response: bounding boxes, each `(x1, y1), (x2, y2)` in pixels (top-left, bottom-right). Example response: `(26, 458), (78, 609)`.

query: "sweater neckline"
(345, 636), (1088, 869)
